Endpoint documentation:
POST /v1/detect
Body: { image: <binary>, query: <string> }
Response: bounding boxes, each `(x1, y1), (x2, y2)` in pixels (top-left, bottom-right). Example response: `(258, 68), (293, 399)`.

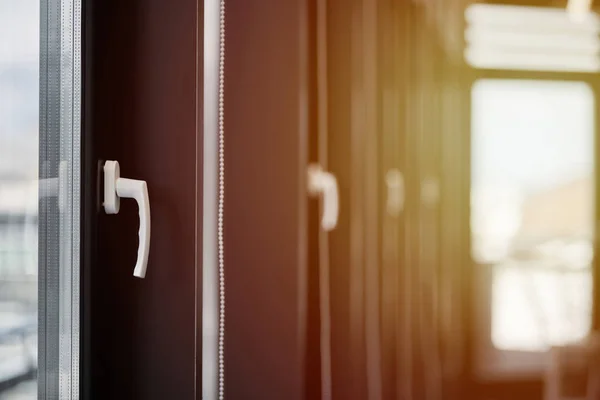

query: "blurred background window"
(471, 79), (595, 352)
(0, 0), (39, 397)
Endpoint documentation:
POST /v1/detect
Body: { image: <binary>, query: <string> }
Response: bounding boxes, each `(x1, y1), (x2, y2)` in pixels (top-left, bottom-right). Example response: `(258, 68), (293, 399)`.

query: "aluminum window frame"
(38, 0), (81, 397)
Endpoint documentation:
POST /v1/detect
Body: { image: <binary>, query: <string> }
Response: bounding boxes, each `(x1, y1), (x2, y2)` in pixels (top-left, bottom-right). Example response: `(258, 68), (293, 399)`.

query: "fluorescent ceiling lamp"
(465, 27), (600, 54)
(465, 3), (600, 72)
(567, 0), (593, 23)
(465, 48), (600, 73)
(466, 3), (600, 34)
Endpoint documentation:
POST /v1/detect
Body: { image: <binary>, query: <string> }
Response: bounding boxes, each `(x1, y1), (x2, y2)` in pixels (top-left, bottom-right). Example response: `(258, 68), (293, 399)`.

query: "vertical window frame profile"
(38, 0), (82, 397)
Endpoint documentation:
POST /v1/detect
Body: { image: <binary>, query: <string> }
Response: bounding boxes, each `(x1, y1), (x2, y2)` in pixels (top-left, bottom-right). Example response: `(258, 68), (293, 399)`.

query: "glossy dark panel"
(85, 0), (199, 398)
(325, 0), (366, 398)
(223, 0), (309, 399)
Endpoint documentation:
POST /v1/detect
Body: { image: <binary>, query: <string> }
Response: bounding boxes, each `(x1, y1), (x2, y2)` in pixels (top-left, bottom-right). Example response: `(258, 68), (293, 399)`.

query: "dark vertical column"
(326, 0), (359, 398)
(224, 1), (311, 399)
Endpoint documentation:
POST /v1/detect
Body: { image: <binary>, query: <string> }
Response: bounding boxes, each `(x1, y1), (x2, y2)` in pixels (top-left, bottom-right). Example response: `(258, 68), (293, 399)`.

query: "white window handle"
(385, 169), (405, 217)
(307, 164), (339, 231)
(103, 160), (151, 279)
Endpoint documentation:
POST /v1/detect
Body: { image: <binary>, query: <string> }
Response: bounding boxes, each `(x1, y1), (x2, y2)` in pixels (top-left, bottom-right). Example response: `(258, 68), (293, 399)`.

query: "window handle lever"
(308, 164), (339, 231)
(103, 160), (151, 279)
(386, 169), (405, 217)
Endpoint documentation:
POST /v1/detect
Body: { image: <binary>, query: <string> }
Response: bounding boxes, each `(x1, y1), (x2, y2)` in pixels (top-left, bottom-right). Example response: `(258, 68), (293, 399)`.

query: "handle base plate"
(104, 160), (120, 214)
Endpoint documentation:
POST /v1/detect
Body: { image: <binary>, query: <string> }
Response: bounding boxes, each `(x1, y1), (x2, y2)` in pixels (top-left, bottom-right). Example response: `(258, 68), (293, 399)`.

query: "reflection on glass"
(0, 0), (39, 398)
(471, 79), (595, 352)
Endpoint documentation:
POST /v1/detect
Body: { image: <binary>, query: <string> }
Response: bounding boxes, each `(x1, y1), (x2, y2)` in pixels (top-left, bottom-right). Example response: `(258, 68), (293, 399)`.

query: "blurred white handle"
(103, 160), (151, 278)
(386, 169), (404, 217)
(308, 164), (339, 231)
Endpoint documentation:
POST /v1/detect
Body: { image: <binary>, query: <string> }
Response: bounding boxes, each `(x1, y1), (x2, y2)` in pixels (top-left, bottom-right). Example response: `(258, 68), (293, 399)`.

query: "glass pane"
(0, 0), (39, 398)
(471, 79), (595, 351)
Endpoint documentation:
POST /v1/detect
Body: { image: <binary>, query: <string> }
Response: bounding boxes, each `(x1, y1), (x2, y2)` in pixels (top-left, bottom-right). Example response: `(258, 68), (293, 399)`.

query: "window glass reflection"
(0, 0), (39, 397)
(471, 79), (595, 351)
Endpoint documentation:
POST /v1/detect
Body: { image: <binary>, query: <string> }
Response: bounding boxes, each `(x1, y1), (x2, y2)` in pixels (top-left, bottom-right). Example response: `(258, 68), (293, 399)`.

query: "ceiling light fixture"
(567, 0), (593, 23)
